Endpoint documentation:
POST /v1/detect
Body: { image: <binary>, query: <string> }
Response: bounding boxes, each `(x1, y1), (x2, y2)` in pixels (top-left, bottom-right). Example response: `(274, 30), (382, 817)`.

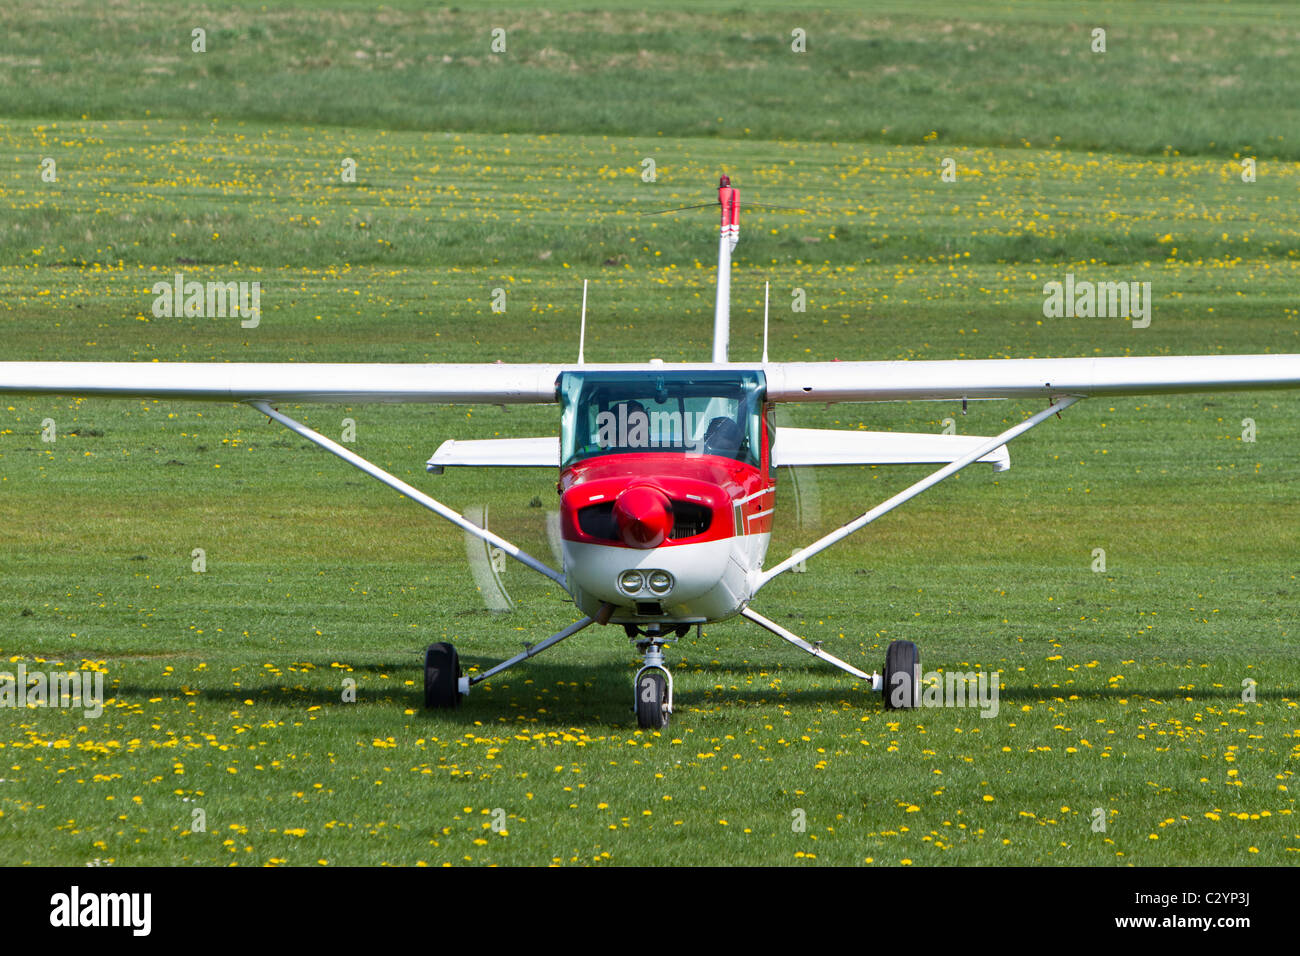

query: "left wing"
(763, 354), (1300, 403)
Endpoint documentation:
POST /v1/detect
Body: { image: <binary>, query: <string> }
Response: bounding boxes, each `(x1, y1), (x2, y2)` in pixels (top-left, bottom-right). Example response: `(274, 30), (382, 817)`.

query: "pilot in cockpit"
(702, 415), (743, 457)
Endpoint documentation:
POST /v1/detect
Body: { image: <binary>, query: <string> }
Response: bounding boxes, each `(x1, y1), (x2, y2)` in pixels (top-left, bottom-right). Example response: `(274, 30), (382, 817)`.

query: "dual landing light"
(618, 567), (675, 598)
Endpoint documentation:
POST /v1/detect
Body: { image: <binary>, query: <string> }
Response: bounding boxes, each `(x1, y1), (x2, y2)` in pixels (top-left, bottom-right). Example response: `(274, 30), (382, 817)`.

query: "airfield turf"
(0, 1), (1297, 866)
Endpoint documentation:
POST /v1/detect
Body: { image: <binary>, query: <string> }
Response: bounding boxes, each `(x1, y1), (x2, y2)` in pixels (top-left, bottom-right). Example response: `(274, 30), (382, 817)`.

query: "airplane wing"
(4, 353), (1297, 594)
(773, 427), (1009, 471)
(2, 354), (1298, 405)
(0, 362), (567, 404)
(762, 354), (1300, 402)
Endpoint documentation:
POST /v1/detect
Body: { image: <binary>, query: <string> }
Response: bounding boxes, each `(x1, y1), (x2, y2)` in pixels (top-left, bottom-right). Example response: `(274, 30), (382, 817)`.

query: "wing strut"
(756, 395), (1082, 588)
(248, 401), (566, 587)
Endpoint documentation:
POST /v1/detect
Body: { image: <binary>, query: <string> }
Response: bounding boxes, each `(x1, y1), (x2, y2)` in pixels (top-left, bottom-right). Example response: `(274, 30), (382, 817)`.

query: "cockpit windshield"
(558, 370), (765, 469)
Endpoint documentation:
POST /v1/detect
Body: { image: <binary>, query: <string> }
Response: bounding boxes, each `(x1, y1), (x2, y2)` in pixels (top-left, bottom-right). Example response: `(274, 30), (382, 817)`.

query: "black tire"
(635, 669), (669, 730)
(883, 640), (920, 710)
(424, 642), (462, 709)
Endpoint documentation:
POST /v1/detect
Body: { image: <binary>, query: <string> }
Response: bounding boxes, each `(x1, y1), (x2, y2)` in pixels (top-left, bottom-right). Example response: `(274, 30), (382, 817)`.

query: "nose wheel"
(633, 637), (674, 730)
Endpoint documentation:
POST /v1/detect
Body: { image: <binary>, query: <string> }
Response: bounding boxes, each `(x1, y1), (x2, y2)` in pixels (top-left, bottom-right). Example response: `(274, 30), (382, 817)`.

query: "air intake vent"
(577, 501), (618, 540)
(669, 500), (712, 539)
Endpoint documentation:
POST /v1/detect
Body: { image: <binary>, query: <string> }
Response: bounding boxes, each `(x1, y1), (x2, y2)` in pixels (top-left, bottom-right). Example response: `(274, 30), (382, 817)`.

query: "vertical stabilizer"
(578, 278), (588, 364)
(712, 175), (739, 363)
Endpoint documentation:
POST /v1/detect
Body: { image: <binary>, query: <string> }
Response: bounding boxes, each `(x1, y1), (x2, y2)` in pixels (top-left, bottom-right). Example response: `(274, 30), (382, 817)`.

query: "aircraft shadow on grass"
(108, 660), (1289, 732)
(108, 654), (881, 728)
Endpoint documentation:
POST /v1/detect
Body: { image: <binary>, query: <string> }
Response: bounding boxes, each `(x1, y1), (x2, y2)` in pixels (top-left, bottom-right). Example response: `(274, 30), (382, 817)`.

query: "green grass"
(3, 1), (1299, 158)
(0, 0), (1298, 866)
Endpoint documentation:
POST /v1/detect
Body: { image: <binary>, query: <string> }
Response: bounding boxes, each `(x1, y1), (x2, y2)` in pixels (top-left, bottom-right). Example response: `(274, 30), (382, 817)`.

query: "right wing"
(0, 362), (567, 404)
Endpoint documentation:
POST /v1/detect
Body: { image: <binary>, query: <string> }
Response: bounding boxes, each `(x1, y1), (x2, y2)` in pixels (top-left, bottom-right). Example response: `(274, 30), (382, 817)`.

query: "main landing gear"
(882, 639), (921, 710)
(422, 616), (598, 712)
(421, 613), (920, 721)
(423, 642), (462, 709)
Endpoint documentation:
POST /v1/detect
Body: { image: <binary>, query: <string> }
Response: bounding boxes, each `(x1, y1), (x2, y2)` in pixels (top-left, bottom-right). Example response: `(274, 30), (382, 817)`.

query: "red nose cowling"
(613, 485), (674, 549)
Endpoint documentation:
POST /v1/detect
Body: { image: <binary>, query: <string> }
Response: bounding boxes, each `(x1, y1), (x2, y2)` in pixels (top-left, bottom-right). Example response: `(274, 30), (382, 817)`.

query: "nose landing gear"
(634, 640), (673, 730)
(630, 623), (686, 730)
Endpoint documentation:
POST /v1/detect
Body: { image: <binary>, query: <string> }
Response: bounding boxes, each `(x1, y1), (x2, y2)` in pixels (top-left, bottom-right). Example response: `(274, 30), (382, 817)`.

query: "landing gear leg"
(633, 630), (674, 730)
(740, 606), (884, 690)
(423, 616), (596, 710)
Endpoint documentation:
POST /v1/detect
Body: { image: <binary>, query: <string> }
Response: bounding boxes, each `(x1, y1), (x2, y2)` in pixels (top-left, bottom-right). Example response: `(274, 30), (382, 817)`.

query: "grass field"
(1, 1), (1298, 866)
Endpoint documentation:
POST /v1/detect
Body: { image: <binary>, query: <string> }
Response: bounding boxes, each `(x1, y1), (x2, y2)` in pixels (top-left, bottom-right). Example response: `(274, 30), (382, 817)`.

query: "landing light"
(647, 570), (674, 595)
(619, 570), (645, 595)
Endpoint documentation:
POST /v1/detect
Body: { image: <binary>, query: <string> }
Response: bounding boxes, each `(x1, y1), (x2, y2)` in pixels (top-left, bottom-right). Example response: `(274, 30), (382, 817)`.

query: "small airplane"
(3, 175), (1298, 728)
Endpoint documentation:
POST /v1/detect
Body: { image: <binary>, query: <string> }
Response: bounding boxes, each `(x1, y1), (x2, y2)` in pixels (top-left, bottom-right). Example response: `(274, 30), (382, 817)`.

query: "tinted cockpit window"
(559, 370), (765, 469)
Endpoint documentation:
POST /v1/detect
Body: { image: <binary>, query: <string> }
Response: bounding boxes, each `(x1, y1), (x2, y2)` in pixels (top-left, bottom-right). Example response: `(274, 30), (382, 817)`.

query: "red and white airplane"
(3, 176), (1299, 728)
